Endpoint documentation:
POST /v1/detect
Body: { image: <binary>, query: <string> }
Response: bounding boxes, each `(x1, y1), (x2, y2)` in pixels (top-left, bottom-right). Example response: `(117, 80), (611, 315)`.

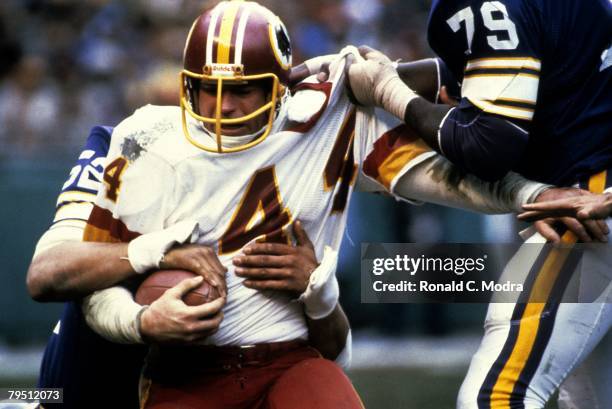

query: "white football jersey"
(84, 55), (434, 345)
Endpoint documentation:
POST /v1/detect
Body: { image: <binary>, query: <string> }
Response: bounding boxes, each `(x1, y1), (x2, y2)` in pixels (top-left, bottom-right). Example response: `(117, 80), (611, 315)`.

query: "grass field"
(349, 368), (557, 409)
(350, 367), (465, 409)
(2, 370), (463, 408)
(0, 370), (559, 409)
(0, 350), (558, 409)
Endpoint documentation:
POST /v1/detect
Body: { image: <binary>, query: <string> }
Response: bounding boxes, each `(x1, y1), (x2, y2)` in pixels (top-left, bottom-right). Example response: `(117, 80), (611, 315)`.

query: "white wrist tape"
(378, 74), (419, 121)
(520, 184), (552, 206)
(299, 246), (339, 320)
(82, 286), (145, 344)
(345, 44), (417, 120)
(127, 220), (199, 273)
(502, 172), (552, 210)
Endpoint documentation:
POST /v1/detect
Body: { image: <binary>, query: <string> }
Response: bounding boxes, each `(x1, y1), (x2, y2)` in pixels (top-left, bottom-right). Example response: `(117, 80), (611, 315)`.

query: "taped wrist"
(298, 246), (339, 320)
(82, 286), (145, 344)
(377, 73), (419, 120)
(502, 172), (552, 209)
(127, 220), (199, 273)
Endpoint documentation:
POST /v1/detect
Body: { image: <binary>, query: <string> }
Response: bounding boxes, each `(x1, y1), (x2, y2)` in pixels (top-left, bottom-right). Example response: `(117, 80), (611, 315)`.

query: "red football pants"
(140, 345), (364, 409)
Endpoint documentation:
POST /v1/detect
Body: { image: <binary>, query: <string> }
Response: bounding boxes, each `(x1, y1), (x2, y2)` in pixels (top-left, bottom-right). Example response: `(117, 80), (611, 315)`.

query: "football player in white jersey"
(78, 3), (370, 407)
(28, 128), (352, 409)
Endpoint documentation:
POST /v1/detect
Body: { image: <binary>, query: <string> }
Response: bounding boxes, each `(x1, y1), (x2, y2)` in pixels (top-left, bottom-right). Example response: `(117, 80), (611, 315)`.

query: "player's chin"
(220, 124), (249, 135)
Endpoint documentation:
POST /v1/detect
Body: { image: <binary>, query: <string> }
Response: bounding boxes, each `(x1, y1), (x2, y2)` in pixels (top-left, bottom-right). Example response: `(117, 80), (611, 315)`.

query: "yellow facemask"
(180, 67), (282, 153)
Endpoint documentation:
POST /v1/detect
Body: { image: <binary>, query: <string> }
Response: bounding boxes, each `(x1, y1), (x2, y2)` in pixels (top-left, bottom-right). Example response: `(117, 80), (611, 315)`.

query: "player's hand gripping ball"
(135, 270), (221, 306)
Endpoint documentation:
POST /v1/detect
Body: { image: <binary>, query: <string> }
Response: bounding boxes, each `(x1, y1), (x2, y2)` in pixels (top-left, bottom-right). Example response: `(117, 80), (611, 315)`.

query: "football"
(135, 269), (221, 306)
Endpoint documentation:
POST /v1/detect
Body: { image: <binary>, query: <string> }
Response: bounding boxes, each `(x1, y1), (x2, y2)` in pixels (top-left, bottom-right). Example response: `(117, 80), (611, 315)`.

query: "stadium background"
(0, 0), (552, 407)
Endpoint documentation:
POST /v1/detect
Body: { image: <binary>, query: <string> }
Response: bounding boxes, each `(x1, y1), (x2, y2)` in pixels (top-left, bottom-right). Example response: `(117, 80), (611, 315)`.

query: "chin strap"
(198, 122), (267, 149)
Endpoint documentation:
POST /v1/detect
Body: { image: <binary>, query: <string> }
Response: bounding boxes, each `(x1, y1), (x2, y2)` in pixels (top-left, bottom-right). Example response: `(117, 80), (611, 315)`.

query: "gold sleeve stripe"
(376, 142), (431, 189)
(588, 170), (607, 194)
(495, 97), (536, 107)
(463, 72), (540, 80)
(49, 219), (88, 230)
(466, 57), (541, 71)
(54, 202), (94, 223)
(363, 124), (433, 190)
(462, 74), (539, 113)
(82, 224), (122, 243)
(56, 191), (97, 206)
(468, 98), (534, 121)
(83, 205), (141, 243)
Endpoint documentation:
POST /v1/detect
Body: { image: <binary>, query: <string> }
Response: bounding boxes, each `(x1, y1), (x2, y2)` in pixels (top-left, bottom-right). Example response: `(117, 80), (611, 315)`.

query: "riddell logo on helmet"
(207, 64), (244, 77)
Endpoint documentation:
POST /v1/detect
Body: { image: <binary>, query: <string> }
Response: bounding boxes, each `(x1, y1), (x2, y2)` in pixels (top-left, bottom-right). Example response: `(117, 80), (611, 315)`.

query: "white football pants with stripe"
(458, 183), (611, 409)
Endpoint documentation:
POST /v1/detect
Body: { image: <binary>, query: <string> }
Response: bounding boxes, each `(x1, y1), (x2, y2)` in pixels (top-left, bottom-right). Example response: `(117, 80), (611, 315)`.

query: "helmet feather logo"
(269, 17), (292, 69)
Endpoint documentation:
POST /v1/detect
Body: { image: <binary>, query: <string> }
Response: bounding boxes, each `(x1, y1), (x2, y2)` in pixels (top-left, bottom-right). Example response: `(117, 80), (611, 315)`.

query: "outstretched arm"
(390, 157), (608, 242)
(391, 155), (548, 214)
(28, 241), (133, 302)
(28, 227), (228, 302)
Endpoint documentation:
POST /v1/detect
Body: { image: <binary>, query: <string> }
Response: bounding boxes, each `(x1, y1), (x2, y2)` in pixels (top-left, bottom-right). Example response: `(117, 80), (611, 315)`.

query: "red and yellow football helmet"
(181, 1), (292, 153)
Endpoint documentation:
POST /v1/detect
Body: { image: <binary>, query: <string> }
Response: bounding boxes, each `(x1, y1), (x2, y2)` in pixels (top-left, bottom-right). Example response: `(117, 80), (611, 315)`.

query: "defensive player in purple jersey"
(346, 0), (612, 408)
(28, 126), (147, 409)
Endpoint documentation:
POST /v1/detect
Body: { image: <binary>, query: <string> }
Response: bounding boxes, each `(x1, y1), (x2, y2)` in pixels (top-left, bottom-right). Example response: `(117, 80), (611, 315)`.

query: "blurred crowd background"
(0, 0), (432, 159)
(0, 0), (519, 348)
